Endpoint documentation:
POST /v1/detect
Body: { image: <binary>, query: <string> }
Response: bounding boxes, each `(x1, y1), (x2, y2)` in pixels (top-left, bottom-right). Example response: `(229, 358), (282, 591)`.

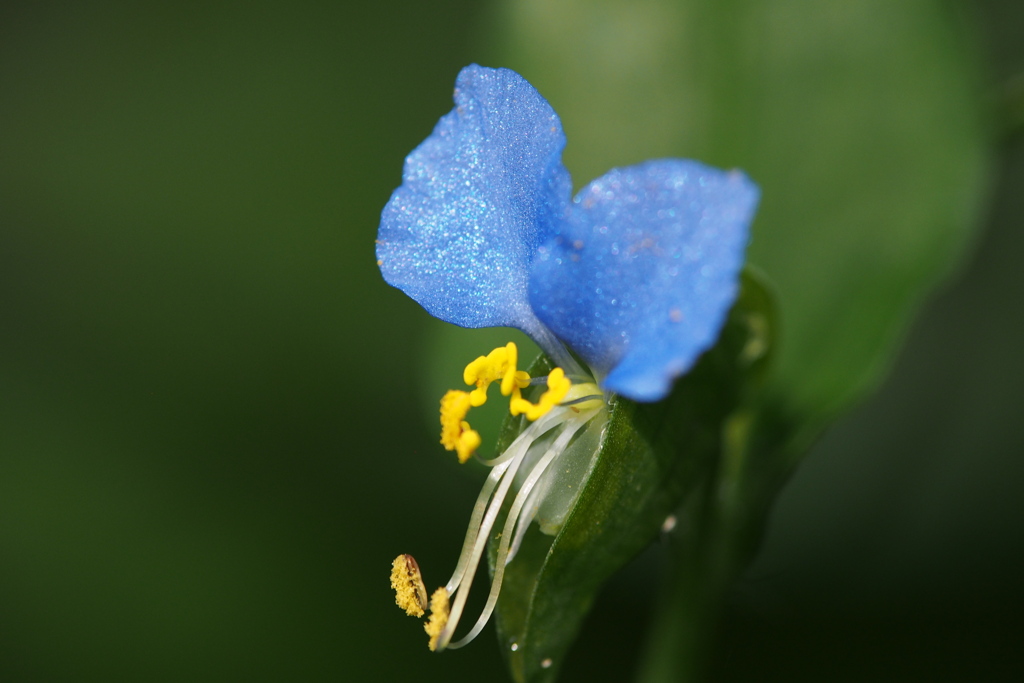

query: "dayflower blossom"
(379, 65), (759, 652)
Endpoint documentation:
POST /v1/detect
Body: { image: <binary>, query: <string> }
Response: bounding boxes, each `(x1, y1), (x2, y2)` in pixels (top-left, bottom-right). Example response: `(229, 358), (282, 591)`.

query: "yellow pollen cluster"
(424, 587), (451, 652)
(397, 345), (600, 652)
(463, 342), (530, 405)
(390, 554), (428, 617)
(439, 342), (567, 464)
(439, 390), (481, 463)
(510, 367), (573, 421)
(389, 555), (454, 651)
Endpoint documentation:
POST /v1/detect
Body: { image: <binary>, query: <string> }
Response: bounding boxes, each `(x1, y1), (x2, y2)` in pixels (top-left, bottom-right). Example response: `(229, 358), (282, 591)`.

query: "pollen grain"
(390, 554), (428, 617)
(424, 587), (451, 651)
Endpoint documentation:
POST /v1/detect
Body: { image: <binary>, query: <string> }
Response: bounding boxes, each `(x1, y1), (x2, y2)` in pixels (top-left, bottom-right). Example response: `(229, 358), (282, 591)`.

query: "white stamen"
(446, 409), (565, 595)
(444, 459), (509, 595)
(505, 473), (544, 565)
(448, 414), (589, 649)
(431, 377), (607, 652)
(473, 409), (564, 468)
(439, 458), (521, 647)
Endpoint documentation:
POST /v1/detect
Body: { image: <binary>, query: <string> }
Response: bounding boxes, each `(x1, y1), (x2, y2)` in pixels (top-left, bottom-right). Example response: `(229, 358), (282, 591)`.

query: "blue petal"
(529, 160), (758, 402)
(377, 65), (571, 331)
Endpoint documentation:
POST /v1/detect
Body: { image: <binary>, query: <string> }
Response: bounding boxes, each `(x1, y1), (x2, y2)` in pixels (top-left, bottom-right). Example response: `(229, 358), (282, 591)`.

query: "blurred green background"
(1, 1), (1021, 681)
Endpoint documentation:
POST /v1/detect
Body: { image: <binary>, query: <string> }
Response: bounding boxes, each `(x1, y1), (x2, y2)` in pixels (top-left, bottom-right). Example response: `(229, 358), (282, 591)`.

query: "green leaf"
(488, 0), (990, 433)
(489, 271), (776, 683)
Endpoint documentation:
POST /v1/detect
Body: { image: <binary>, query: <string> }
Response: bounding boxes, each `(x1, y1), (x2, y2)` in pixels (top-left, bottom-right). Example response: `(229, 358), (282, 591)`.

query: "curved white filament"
(447, 416), (588, 649)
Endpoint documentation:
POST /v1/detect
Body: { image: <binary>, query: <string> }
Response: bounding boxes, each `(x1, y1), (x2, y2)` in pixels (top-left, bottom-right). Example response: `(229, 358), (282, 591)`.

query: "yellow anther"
(424, 587), (451, 651)
(463, 342), (531, 407)
(510, 367), (573, 421)
(456, 423), (482, 461)
(440, 342), (540, 462)
(390, 554), (428, 617)
(440, 390), (481, 463)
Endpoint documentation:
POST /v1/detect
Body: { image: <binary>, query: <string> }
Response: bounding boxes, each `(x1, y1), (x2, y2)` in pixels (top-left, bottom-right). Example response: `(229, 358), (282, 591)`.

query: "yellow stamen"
(510, 367), (573, 421)
(390, 554), (428, 617)
(463, 342), (530, 406)
(424, 587), (451, 651)
(441, 343), (537, 462)
(440, 390), (481, 463)
(398, 346), (607, 654)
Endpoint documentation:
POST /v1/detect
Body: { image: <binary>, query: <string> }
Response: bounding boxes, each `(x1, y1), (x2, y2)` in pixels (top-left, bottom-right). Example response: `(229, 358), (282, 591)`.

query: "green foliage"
(0, 2), (1006, 682)
(479, 1), (991, 680)
(490, 271), (775, 683)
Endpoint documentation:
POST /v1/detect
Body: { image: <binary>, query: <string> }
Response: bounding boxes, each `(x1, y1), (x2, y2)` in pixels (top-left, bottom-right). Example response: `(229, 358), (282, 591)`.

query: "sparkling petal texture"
(377, 66), (759, 402)
(377, 65), (570, 331)
(529, 160), (758, 401)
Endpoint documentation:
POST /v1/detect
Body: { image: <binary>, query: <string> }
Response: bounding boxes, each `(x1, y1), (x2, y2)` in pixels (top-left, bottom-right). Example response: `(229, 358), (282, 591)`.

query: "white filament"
(447, 415), (589, 649)
(434, 396), (605, 652)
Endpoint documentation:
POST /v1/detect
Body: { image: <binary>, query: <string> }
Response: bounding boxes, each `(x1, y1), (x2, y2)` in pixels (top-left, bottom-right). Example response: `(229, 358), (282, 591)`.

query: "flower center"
(437, 342), (581, 463)
(391, 343), (607, 651)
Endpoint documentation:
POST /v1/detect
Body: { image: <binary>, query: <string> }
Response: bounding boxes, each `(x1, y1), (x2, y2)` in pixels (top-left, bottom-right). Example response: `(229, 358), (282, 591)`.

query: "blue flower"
(380, 65), (759, 653)
(377, 64), (759, 402)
